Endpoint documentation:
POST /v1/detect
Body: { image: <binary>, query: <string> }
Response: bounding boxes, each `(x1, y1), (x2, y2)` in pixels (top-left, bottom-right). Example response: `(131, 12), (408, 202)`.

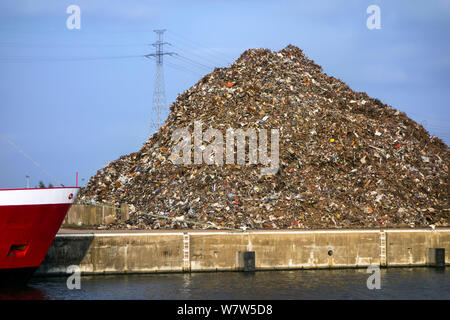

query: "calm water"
(1, 268), (449, 300)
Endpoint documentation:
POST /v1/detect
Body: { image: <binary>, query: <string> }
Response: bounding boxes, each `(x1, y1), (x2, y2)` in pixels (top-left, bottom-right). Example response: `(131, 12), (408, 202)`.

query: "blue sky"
(0, 0), (449, 188)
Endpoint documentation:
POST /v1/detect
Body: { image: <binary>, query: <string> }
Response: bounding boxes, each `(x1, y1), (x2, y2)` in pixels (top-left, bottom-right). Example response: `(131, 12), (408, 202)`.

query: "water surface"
(1, 268), (448, 300)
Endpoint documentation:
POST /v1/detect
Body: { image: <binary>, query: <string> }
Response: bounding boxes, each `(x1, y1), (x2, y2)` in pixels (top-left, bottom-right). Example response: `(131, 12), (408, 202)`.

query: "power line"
(170, 53), (214, 71)
(144, 54), (203, 77)
(166, 30), (234, 65)
(407, 111), (450, 124)
(424, 125), (450, 130)
(0, 133), (63, 186)
(0, 54), (143, 63)
(0, 42), (148, 48)
(165, 60), (205, 77)
(169, 42), (227, 68)
(167, 29), (234, 61)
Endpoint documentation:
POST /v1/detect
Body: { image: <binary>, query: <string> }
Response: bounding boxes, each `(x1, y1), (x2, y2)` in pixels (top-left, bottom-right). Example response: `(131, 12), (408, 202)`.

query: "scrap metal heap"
(79, 45), (449, 230)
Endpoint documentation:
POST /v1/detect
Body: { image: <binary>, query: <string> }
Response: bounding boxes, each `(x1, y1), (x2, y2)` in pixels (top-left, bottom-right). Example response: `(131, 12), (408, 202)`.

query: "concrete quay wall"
(36, 229), (450, 276)
(62, 204), (129, 228)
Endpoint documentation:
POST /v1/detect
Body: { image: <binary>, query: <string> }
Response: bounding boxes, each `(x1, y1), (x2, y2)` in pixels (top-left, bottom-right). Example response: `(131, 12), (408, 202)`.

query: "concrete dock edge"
(35, 228), (450, 276)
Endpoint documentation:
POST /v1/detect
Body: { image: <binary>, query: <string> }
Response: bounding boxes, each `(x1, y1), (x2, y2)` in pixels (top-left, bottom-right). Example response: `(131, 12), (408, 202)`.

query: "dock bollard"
(426, 248), (445, 268)
(237, 251), (255, 272)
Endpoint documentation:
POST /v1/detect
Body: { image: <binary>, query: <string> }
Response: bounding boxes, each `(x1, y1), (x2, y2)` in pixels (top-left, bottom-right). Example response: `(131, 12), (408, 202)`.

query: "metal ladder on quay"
(183, 232), (190, 271)
(380, 230), (387, 267)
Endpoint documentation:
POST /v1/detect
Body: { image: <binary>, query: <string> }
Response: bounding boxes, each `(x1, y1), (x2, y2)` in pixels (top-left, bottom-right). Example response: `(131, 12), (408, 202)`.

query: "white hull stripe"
(0, 188), (79, 206)
(55, 228), (450, 237)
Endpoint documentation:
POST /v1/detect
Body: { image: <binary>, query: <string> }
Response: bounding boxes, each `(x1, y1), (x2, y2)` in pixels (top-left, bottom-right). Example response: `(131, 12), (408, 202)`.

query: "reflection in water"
(0, 268), (448, 300)
(0, 286), (46, 300)
(180, 273), (192, 298)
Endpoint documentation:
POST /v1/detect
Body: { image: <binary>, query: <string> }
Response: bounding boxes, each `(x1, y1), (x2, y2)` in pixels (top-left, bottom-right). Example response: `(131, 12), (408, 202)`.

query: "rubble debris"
(78, 45), (449, 230)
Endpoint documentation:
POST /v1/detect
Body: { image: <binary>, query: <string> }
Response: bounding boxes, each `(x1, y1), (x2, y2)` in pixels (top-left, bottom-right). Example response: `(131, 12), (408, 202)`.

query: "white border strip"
(0, 188), (79, 206)
(190, 230), (381, 236)
(386, 229), (450, 233)
(56, 233), (184, 237)
(56, 228), (450, 238)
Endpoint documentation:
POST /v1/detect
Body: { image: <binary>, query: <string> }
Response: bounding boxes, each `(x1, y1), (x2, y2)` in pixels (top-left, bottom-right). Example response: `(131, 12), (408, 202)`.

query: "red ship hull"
(0, 187), (79, 286)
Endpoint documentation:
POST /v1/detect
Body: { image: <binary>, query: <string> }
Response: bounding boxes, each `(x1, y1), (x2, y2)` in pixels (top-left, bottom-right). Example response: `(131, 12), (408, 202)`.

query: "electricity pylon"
(145, 29), (175, 132)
